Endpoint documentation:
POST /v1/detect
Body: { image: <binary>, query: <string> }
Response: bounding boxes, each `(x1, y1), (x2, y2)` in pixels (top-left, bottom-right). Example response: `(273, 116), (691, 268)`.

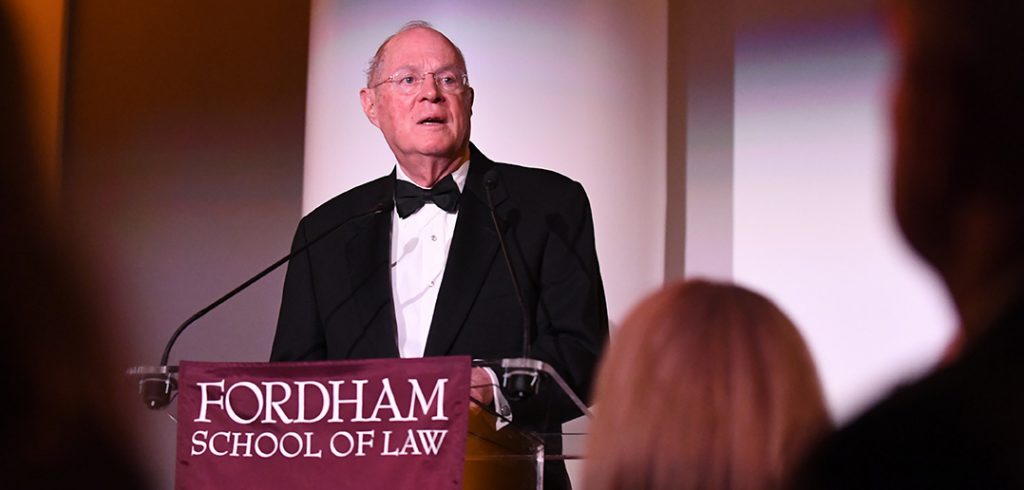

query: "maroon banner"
(175, 356), (470, 489)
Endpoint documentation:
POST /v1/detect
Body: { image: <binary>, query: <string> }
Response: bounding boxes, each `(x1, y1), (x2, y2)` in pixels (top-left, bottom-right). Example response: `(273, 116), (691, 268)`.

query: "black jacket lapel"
(423, 150), (508, 356)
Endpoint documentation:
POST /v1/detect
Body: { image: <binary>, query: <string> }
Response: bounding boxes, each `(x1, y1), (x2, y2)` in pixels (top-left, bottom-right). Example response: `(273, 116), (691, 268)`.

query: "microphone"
(482, 169), (539, 401)
(138, 201), (392, 409)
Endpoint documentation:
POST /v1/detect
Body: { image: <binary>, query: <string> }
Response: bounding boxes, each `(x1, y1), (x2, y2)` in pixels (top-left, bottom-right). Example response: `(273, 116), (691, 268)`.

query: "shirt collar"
(395, 160), (470, 193)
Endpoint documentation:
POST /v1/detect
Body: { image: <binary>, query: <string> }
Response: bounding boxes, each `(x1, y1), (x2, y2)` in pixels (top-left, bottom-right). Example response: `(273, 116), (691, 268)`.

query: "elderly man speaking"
(271, 21), (608, 489)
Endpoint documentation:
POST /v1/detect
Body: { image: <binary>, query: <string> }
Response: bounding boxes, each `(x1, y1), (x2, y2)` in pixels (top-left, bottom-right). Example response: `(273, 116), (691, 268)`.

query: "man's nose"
(418, 74), (442, 101)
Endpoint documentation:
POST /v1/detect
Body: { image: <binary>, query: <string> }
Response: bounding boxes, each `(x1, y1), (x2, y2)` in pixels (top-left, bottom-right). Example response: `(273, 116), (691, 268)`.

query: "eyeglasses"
(370, 70), (470, 95)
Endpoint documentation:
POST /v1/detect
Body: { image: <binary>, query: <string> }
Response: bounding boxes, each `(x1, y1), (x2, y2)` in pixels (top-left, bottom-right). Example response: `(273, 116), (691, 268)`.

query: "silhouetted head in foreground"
(0, 6), (147, 487)
(889, 0), (1024, 341)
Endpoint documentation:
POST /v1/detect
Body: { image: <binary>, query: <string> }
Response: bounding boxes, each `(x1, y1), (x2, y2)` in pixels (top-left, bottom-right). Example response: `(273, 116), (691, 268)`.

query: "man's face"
(360, 28), (474, 163)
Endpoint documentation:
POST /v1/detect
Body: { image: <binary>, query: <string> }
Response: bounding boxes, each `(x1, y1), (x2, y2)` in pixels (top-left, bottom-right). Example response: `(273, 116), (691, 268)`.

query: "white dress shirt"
(390, 161), (468, 358)
(390, 161), (511, 426)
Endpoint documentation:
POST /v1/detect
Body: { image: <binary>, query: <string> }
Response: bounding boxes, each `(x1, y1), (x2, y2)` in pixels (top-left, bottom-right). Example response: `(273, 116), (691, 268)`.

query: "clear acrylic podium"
(464, 358), (591, 490)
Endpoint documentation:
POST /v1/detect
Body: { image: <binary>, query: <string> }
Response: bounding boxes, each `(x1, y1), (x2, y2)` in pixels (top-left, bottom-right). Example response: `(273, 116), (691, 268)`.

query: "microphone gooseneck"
(483, 169), (539, 401)
(143, 201), (391, 410)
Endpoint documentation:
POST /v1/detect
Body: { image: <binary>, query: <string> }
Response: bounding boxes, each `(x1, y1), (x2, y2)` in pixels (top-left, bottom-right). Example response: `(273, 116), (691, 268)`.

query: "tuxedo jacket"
(271, 144), (609, 429)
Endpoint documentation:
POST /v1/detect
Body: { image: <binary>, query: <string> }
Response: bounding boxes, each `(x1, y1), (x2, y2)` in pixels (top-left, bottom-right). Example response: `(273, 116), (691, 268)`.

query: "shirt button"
(431, 235), (437, 241)
(429, 280), (435, 287)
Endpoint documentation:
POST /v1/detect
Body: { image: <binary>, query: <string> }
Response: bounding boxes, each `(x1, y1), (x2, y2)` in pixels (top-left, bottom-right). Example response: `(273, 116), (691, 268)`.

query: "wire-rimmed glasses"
(370, 70), (470, 95)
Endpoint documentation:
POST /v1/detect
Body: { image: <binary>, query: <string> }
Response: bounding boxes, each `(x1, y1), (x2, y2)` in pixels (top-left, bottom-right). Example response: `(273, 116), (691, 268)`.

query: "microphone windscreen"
(483, 168), (499, 189)
(141, 375), (176, 410)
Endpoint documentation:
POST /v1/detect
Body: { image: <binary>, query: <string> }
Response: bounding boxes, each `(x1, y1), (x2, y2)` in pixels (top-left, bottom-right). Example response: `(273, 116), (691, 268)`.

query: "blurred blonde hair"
(584, 280), (831, 490)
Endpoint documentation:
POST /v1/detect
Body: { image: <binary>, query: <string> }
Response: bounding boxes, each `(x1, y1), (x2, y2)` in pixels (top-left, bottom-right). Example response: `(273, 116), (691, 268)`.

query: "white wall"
(732, 20), (956, 421)
(305, 0), (668, 325)
(305, 3), (669, 484)
(306, 0), (958, 459)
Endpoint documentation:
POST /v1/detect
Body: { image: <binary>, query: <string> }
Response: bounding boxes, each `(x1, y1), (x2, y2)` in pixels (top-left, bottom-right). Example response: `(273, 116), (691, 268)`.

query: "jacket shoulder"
(487, 161), (587, 205)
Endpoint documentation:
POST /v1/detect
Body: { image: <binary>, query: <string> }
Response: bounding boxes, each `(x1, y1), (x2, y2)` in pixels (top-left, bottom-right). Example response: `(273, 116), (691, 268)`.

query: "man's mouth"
(418, 116), (446, 125)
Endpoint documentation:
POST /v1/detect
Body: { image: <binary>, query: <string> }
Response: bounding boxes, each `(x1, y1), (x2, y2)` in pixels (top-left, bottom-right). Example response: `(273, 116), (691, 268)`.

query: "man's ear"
(467, 87), (475, 116)
(360, 88), (381, 127)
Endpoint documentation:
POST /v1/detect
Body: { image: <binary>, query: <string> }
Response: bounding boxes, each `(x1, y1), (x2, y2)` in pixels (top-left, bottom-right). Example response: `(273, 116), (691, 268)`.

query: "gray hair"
(364, 20), (468, 86)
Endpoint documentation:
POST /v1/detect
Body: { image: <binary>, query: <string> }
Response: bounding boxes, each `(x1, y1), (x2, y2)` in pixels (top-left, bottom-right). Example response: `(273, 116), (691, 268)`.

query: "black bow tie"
(394, 174), (461, 218)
